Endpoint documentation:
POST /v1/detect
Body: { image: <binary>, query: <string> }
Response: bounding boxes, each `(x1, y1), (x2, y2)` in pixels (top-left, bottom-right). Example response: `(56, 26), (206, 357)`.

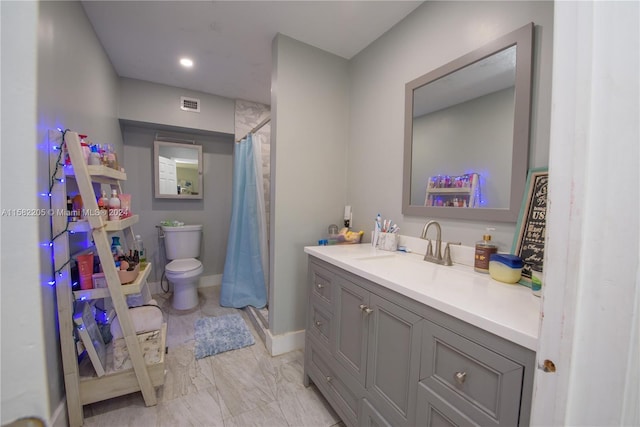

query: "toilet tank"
(162, 225), (203, 260)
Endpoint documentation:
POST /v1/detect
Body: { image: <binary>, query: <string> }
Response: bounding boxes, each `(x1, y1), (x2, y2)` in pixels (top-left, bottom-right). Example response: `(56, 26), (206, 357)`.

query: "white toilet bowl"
(162, 224), (204, 310)
(165, 257), (204, 310)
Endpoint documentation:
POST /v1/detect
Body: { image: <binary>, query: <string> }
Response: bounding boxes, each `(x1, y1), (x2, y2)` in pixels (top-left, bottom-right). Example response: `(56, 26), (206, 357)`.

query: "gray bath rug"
(194, 313), (255, 359)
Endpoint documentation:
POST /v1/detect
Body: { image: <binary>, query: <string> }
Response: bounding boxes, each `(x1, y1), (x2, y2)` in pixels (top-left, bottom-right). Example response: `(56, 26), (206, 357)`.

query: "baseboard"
(49, 397), (68, 427)
(265, 328), (305, 356)
(199, 274), (222, 288)
(146, 274), (222, 295)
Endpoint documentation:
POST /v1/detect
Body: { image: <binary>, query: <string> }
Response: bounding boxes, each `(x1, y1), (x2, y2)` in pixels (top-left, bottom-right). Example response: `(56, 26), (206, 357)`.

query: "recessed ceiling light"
(180, 58), (193, 68)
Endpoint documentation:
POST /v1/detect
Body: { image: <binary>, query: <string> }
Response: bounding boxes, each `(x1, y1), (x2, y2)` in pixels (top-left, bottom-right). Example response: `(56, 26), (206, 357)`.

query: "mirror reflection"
(411, 46), (516, 209)
(402, 23), (533, 222)
(154, 140), (203, 199)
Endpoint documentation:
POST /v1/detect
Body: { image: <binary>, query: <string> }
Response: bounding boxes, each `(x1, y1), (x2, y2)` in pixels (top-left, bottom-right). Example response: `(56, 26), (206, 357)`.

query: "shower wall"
(235, 100), (271, 237)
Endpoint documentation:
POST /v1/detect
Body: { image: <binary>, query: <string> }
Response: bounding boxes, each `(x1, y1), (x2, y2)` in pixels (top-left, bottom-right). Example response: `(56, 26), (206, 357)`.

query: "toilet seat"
(166, 258), (202, 273)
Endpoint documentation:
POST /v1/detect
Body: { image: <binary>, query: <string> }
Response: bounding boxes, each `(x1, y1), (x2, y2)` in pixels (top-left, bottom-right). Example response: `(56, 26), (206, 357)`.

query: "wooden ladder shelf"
(50, 130), (165, 426)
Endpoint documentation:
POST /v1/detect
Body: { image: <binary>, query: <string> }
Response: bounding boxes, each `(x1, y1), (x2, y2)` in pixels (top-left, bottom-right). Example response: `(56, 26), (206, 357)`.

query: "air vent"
(180, 96), (200, 112)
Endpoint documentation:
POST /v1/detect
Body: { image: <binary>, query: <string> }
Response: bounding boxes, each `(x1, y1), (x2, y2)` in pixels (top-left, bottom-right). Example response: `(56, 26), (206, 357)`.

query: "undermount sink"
(354, 253), (397, 261)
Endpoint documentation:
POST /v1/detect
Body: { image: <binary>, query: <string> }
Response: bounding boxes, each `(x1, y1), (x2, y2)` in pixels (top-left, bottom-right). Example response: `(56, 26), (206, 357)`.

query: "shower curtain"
(220, 133), (268, 309)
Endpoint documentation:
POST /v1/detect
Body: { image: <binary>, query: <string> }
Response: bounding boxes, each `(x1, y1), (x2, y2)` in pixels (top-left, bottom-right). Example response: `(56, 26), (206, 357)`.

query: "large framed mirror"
(154, 140), (203, 199)
(402, 23), (533, 222)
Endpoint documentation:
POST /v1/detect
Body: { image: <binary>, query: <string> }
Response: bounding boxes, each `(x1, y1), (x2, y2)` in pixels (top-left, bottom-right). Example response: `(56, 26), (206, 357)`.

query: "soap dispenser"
(474, 228), (497, 273)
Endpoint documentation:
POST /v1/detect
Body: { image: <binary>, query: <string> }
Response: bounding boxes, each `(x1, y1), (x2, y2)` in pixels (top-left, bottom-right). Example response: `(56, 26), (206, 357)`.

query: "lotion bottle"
(97, 190), (109, 221)
(108, 189), (121, 221)
(474, 228), (497, 273)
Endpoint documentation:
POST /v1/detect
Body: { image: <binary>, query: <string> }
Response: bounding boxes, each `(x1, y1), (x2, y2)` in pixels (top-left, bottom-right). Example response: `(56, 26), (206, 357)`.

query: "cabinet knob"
(326, 376), (332, 382)
(316, 283), (324, 289)
(454, 371), (467, 385)
(359, 304), (373, 314)
(315, 320), (322, 327)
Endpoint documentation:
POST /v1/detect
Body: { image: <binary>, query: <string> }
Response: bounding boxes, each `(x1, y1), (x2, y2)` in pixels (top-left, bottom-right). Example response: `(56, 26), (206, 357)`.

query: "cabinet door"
(366, 294), (422, 426)
(361, 398), (393, 427)
(416, 383), (477, 427)
(420, 322), (523, 426)
(334, 277), (369, 385)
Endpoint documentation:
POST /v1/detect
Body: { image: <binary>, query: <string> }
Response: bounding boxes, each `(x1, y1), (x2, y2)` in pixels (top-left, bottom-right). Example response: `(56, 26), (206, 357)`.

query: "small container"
(118, 263), (140, 285)
(474, 230), (497, 273)
(119, 194), (132, 218)
(377, 232), (398, 252)
(97, 190), (109, 221)
(89, 145), (101, 165)
(135, 235), (146, 266)
(489, 254), (524, 284)
(531, 269), (543, 296)
(108, 189), (121, 221)
(79, 135), (91, 164)
(72, 194), (83, 220)
(111, 236), (124, 259)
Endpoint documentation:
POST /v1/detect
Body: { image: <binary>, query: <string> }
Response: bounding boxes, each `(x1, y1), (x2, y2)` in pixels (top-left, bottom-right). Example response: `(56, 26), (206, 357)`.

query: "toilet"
(162, 224), (204, 310)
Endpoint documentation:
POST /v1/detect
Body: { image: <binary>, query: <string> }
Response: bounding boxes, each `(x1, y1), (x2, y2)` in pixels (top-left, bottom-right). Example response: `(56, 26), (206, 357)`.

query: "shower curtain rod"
(236, 115), (271, 143)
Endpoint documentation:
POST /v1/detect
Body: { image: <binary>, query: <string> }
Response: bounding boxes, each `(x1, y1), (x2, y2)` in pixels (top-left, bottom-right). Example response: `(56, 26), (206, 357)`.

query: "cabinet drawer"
(307, 342), (360, 427)
(420, 322), (523, 426)
(310, 263), (335, 309)
(416, 382), (478, 427)
(308, 303), (332, 346)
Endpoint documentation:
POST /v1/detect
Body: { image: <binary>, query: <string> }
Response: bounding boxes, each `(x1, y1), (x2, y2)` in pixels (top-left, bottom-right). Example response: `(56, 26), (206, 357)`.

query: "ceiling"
(82, 1), (423, 106)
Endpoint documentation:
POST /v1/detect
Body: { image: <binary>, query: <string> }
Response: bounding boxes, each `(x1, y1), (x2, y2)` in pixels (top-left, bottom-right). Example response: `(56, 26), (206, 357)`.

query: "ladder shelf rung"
(73, 263), (152, 301)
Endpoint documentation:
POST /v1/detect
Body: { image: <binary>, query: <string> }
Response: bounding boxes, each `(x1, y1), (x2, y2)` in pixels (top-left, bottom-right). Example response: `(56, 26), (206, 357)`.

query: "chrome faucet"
(420, 220), (460, 266)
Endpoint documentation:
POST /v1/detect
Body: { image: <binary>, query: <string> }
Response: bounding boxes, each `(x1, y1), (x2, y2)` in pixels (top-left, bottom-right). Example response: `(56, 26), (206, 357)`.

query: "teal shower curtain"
(220, 133), (268, 308)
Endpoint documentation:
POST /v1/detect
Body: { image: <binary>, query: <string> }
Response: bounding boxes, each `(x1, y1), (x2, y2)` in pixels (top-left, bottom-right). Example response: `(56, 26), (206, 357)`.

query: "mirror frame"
(402, 23), (534, 222)
(154, 140), (203, 200)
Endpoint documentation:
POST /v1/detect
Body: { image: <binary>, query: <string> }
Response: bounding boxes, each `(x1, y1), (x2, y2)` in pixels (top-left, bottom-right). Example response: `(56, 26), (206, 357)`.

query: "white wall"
(348, 1), (554, 251)
(0, 1), (47, 424)
(270, 34), (349, 335)
(2, 1), (122, 424)
(533, 1), (640, 425)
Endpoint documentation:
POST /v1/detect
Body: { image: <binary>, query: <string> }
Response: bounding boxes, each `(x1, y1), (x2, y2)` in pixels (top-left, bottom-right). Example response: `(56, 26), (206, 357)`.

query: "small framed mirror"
(402, 23), (534, 222)
(154, 140), (203, 199)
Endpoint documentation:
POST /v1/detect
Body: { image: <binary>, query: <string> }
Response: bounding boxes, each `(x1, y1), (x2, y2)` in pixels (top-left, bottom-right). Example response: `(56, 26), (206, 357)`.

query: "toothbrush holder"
(376, 232), (398, 252)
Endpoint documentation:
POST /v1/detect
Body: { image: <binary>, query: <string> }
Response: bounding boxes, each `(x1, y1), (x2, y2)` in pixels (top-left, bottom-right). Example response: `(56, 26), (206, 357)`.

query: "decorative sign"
(512, 168), (548, 285)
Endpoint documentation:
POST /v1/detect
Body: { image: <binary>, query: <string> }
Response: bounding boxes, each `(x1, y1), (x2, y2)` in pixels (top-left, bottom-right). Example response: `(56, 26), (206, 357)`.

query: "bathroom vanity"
(303, 244), (540, 427)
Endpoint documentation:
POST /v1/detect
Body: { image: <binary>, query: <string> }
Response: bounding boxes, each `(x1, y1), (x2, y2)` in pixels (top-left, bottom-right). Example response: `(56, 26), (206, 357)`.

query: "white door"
(158, 155), (177, 195)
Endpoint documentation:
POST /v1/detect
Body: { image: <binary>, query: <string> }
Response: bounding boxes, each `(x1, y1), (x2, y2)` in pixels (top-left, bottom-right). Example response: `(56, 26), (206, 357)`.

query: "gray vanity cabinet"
(334, 276), (370, 385)
(418, 321), (524, 426)
(365, 294), (422, 426)
(361, 398), (393, 427)
(304, 257), (535, 427)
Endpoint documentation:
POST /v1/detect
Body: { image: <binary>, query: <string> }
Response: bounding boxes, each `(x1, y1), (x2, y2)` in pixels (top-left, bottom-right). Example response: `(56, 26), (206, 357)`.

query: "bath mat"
(194, 313), (255, 359)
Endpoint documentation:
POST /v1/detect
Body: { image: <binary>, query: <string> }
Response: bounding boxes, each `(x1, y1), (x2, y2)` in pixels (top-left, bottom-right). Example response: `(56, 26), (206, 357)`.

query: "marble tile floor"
(83, 286), (343, 427)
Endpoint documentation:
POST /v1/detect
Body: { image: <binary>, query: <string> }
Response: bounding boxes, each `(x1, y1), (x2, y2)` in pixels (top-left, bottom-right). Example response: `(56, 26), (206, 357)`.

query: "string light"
(48, 128), (71, 287)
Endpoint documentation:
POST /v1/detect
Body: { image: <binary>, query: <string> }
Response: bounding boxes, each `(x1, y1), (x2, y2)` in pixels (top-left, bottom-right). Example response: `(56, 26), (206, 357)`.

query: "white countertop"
(304, 243), (541, 351)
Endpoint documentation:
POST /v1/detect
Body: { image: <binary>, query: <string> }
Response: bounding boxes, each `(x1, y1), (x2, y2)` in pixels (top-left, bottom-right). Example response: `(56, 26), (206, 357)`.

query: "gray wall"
(270, 34), (349, 335)
(122, 125), (234, 283)
(119, 77), (235, 135)
(118, 78), (237, 285)
(2, 1), (123, 424)
(348, 1), (554, 251)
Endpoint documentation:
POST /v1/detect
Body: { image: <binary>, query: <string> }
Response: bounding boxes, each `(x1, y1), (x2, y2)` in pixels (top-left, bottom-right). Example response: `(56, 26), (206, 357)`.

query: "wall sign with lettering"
(512, 168), (548, 286)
